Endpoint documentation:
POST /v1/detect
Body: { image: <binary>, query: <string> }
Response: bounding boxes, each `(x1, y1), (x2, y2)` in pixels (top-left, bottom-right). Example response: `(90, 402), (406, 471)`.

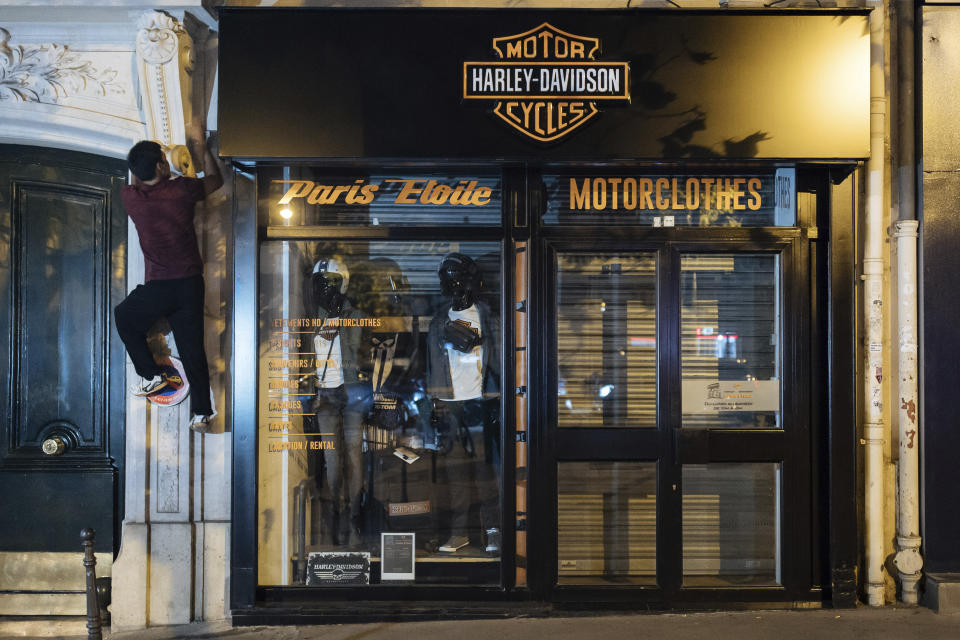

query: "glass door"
(544, 235), (814, 603)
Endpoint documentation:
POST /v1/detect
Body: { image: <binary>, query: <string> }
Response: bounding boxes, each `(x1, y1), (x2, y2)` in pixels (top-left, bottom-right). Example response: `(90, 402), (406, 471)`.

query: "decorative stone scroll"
(135, 11), (195, 149)
(0, 27), (123, 103)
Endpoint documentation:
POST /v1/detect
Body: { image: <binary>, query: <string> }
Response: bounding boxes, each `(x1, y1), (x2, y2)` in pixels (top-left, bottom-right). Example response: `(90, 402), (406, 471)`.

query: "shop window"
(682, 463), (781, 586)
(262, 168), (502, 227)
(557, 462), (657, 585)
(680, 254), (781, 429)
(542, 170), (795, 227)
(257, 240), (502, 586)
(557, 253), (657, 429)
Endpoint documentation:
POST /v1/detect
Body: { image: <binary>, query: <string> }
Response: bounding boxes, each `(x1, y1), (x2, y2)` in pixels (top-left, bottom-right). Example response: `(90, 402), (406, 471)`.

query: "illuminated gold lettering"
(568, 102), (584, 121)
(521, 102), (536, 130)
(655, 178), (670, 210)
(428, 184), (453, 204)
(624, 178), (637, 210)
(608, 178), (622, 210)
(278, 180), (314, 205)
(639, 178), (654, 209)
(570, 41), (585, 58)
(732, 178), (746, 210)
(592, 178), (607, 210)
(671, 178), (684, 210)
(747, 178), (762, 210)
(717, 178), (732, 210)
(506, 42), (522, 58)
(357, 184), (378, 205)
(472, 187), (492, 206)
(685, 178), (700, 210)
(524, 35), (537, 57)
(546, 102), (556, 135)
(571, 178), (589, 210)
(534, 102), (546, 135)
(449, 181), (467, 205)
(307, 184), (335, 205)
(419, 180), (439, 205)
(505, 102), (522, 124)
(345, 180), (365, 204)
(702, 178), (715, 209)
(557, 102), (568, 130)
(457, 181), (478, 205)
(394, 180), (424, 204)
(537, 31), (553, 55)
(330, 185), (350, 204)
(555, 35), (568, 58)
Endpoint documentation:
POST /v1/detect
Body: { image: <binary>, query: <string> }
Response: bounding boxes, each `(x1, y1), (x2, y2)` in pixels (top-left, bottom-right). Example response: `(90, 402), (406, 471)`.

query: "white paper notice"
(682, 379), (780, 413)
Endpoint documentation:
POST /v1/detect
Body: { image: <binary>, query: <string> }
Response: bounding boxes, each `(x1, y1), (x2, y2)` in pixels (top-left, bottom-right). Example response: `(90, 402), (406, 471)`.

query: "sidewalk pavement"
(7, 605), (957, 640)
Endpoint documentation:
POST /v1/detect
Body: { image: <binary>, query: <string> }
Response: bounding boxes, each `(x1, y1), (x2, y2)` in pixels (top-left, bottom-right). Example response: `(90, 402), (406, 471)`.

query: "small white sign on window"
(774, 168), (796, 226)
(381, 532), (416, 581)
(682, 379), (780, 413)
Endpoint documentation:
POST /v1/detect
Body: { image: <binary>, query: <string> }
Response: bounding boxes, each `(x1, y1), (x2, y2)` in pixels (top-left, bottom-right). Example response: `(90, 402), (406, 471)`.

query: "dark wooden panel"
(827, 167), (858, 606)
(0, 471), (114, 552)
(13, 183), (109, 451)
(0, 146), (127, 554)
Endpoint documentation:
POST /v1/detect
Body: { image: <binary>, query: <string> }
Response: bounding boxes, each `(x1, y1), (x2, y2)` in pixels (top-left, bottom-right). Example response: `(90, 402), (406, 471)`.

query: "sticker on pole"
(148, 355), (190, 406)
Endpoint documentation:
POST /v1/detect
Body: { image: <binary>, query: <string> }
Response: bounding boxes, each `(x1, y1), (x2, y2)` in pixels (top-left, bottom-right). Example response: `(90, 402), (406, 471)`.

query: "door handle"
(41, 436), (67, 456)
(38, 421), (80, 456)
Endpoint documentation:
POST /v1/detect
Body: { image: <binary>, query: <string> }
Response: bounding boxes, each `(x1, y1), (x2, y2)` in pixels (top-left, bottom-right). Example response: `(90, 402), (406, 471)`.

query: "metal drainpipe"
(893, 220), (922, 602)
(892, 0), (923, 605)
(864, 0), (887, 608)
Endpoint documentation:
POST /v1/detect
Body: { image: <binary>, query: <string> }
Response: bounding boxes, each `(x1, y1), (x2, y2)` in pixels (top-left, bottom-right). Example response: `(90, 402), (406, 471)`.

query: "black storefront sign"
(219, 8), (868, 160)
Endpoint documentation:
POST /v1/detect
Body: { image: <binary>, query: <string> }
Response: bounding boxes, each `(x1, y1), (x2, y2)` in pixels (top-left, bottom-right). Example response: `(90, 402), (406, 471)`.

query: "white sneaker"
(439, 536), (469, 553)
(189, 412), (214, 433)
(132, 375), (167, 397)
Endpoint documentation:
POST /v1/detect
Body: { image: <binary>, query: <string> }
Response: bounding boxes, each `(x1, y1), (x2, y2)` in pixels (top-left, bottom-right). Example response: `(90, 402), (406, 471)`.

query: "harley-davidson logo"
(463, 23), (630, 143)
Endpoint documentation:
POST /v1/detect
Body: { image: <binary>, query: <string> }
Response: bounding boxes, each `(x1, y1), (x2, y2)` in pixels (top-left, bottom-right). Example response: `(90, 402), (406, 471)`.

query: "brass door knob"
(41, 436), (66, 456)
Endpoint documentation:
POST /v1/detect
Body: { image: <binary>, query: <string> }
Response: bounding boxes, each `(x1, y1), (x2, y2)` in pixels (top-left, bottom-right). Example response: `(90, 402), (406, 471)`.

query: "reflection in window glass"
(557, 254), (657, 429)
(683, 464), (781, 586)
(680, 254), (780, 429)
(257, 241), (501, 586)
(558, 462), (657, 585)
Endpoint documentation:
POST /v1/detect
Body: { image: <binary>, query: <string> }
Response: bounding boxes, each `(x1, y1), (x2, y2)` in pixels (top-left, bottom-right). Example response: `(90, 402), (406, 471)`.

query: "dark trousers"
(435, 398), (500, 538)
(114, 275), (212, 416)
(312, 386), (364, 543)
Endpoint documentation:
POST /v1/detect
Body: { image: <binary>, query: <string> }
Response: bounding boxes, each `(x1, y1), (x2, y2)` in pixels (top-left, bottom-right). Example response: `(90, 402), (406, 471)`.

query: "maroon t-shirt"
(122, 176), (206, 282)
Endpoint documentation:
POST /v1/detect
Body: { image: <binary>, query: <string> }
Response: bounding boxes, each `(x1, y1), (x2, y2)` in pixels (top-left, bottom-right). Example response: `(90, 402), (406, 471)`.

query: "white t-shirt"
(442, 305), (483, 401)
(314, 327), (344, 389)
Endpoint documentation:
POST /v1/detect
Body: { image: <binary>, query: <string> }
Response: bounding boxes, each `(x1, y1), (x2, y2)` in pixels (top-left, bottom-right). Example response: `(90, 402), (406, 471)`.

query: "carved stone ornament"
(0, 27), (123, 102)
(136, 12), (188, 66)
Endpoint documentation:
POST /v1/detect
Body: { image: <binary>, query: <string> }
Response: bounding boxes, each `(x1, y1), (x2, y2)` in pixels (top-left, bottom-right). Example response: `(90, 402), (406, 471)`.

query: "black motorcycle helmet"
(438, 252), (481, 311)
(310, 255), (350, 317)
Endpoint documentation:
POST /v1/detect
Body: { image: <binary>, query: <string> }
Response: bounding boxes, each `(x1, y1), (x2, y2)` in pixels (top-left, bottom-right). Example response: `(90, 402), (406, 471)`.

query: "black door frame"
(534, 231), (812, 604)
(525, 165), (859, 608)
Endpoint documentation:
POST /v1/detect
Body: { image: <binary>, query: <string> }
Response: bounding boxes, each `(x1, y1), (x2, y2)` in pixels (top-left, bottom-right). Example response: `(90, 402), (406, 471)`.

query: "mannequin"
(308, 255), (368, 548)
(426, 252), (501, 554)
